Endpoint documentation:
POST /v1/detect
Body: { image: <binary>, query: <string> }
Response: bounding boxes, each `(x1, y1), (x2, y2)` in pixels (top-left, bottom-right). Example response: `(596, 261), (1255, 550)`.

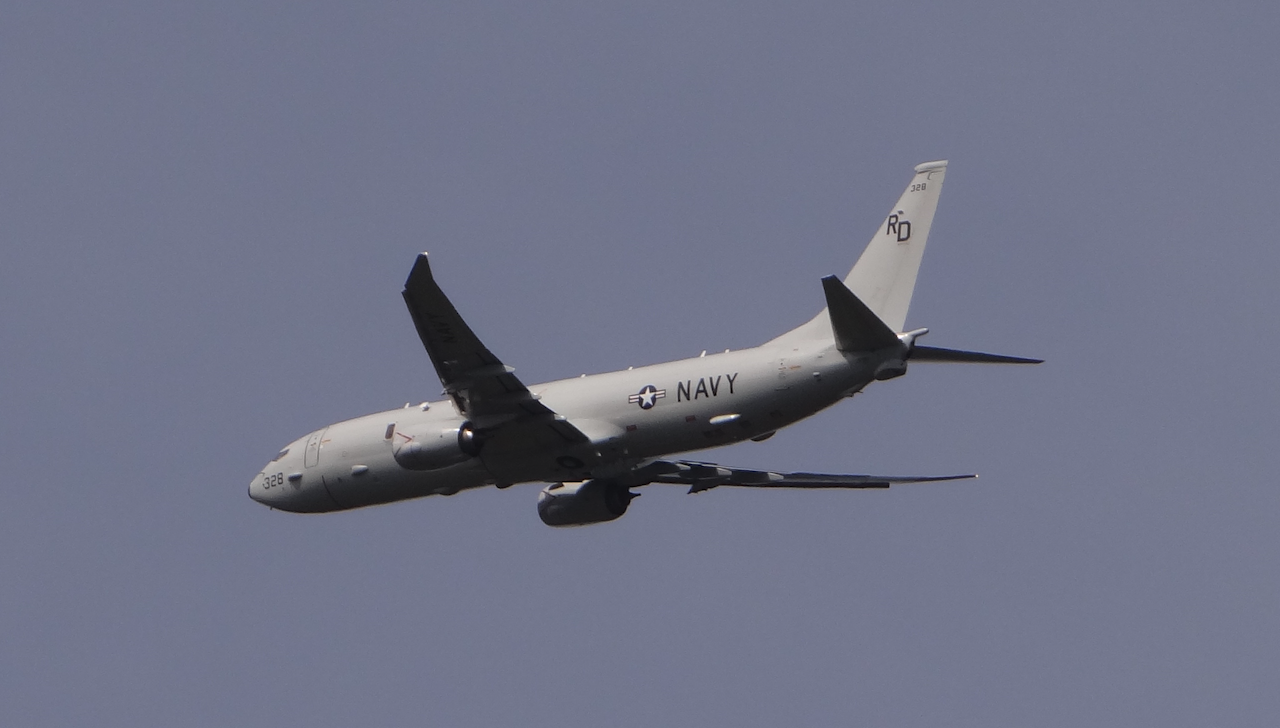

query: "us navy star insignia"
(628, 384), (666, 410)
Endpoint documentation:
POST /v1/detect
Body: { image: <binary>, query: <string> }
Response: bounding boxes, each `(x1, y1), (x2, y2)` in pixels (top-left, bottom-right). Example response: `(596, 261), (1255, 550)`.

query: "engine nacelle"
(537, 480), (637, 527)
(392, 422), (481, 471)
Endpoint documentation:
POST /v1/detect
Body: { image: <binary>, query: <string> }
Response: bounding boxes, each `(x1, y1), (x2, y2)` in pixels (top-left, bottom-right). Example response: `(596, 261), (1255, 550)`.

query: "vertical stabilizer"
(843, 160), (946, 332)
(767, 161), (947, 347)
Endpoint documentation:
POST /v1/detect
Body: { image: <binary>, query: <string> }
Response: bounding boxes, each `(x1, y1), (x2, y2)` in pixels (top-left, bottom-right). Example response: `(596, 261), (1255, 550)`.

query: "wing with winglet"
(401, 253), (588, 445)
(638, 459), (975, 494)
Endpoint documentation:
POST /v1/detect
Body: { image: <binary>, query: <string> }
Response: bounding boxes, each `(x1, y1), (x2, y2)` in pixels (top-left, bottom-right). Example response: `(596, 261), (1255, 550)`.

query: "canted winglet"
(821, 275), (900, 352)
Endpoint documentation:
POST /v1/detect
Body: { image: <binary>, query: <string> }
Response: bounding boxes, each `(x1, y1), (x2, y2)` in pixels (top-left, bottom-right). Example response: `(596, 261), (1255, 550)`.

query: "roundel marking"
(627, 384), (666, 410)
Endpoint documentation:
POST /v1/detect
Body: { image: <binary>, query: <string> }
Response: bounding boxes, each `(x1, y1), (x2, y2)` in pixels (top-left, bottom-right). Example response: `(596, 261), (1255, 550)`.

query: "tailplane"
(910, 346), (1042, 365)
(764, 163), (1041, 366)
(818, 275), (1041, 364)
(820, 275), (898, 352)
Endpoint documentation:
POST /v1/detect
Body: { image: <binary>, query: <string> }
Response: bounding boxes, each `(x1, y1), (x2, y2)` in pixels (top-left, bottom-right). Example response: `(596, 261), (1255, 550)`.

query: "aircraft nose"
(248, 472), (267, 505)
(247, 465), (326, 512)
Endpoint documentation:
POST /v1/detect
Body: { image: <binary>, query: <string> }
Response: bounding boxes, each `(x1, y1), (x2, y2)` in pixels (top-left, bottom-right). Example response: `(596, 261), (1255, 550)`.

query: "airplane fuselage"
(248, 161), (1037, 525)
(250, 339), (890, 513)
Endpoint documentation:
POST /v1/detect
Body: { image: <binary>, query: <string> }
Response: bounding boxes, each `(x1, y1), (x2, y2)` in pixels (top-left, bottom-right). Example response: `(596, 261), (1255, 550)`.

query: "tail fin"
(843, 160), (947, 332)
(768, 161), (947, 346)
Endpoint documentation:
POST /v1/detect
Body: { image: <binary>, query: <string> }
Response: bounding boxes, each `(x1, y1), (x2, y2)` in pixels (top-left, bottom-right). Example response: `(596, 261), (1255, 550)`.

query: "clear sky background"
(3, 2), (1278, 725)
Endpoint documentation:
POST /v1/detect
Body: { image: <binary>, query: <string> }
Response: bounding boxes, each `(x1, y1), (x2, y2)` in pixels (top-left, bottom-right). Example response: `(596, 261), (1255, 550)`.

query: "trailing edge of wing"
(910, 345), (1043, 365)
(641, 459), (975, 494)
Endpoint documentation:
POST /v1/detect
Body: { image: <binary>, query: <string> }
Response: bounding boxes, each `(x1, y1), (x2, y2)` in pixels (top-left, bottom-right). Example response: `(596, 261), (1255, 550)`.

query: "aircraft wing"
(641, 459), (975, 494)
(402, 253), (587, 443)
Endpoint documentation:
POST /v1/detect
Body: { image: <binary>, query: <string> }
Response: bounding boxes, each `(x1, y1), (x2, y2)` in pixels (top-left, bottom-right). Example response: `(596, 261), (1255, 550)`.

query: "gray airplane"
(249, 161), (1039, 526)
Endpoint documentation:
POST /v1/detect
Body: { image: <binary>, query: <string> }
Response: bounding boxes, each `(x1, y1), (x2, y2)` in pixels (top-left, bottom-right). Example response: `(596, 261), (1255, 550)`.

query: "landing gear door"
(304, 428), (327, 468)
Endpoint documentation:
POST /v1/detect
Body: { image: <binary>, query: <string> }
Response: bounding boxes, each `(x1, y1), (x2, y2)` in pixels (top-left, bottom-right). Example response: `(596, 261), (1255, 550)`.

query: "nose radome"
(248, 472), (266, 504)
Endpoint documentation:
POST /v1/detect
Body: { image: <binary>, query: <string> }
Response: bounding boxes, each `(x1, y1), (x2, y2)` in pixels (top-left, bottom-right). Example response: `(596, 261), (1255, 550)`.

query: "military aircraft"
(249, 161), (1040, 526)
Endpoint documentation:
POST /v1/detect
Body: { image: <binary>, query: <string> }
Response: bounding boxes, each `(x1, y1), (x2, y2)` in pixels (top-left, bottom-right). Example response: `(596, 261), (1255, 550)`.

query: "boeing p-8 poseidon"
(249, 161), (1039, 526)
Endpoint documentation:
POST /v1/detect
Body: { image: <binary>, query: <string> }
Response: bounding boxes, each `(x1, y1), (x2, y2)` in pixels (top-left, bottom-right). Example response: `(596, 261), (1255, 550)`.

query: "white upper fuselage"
(249, 338), (888, 513)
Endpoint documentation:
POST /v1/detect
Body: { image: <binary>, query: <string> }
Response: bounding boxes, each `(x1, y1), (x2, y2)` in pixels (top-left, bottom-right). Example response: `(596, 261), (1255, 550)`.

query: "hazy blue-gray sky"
(3, 2), (1278, 725)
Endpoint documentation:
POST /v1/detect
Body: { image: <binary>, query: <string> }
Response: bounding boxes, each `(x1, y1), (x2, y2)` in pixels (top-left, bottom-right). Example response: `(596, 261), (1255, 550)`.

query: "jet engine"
(537, 480), (638, 527)
(392, 422), (481, 470)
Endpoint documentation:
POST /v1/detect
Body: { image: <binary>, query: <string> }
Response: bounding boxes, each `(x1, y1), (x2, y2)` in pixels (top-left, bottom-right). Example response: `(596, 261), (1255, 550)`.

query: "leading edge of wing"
(643, 460), (976, 494)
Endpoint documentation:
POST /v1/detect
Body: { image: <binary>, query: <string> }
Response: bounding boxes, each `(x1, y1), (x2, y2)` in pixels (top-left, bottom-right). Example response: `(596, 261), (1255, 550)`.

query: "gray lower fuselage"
(250, 340), (888, 513)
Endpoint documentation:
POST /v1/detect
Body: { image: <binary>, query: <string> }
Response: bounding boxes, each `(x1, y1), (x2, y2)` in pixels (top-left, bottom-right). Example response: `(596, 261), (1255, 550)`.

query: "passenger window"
(384, 423), (395, 440)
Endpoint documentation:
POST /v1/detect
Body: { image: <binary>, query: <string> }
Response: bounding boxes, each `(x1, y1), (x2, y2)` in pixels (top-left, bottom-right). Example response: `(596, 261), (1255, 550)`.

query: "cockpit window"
(271, 448), (290, 462)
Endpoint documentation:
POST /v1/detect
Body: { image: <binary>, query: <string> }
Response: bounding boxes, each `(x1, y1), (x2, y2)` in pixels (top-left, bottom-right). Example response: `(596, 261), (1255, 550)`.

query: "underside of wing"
(402, 253), (587, 445)
(640, 459), (975, 494)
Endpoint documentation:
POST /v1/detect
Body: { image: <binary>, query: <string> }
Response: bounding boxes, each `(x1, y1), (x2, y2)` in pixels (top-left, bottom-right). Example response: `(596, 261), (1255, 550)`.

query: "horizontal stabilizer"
(821, 275), (900, 352)
(910, 345), (1043, 365)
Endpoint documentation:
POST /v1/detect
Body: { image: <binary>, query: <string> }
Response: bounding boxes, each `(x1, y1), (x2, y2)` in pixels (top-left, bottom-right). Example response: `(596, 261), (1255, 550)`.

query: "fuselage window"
(384, 423), (396, 440)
